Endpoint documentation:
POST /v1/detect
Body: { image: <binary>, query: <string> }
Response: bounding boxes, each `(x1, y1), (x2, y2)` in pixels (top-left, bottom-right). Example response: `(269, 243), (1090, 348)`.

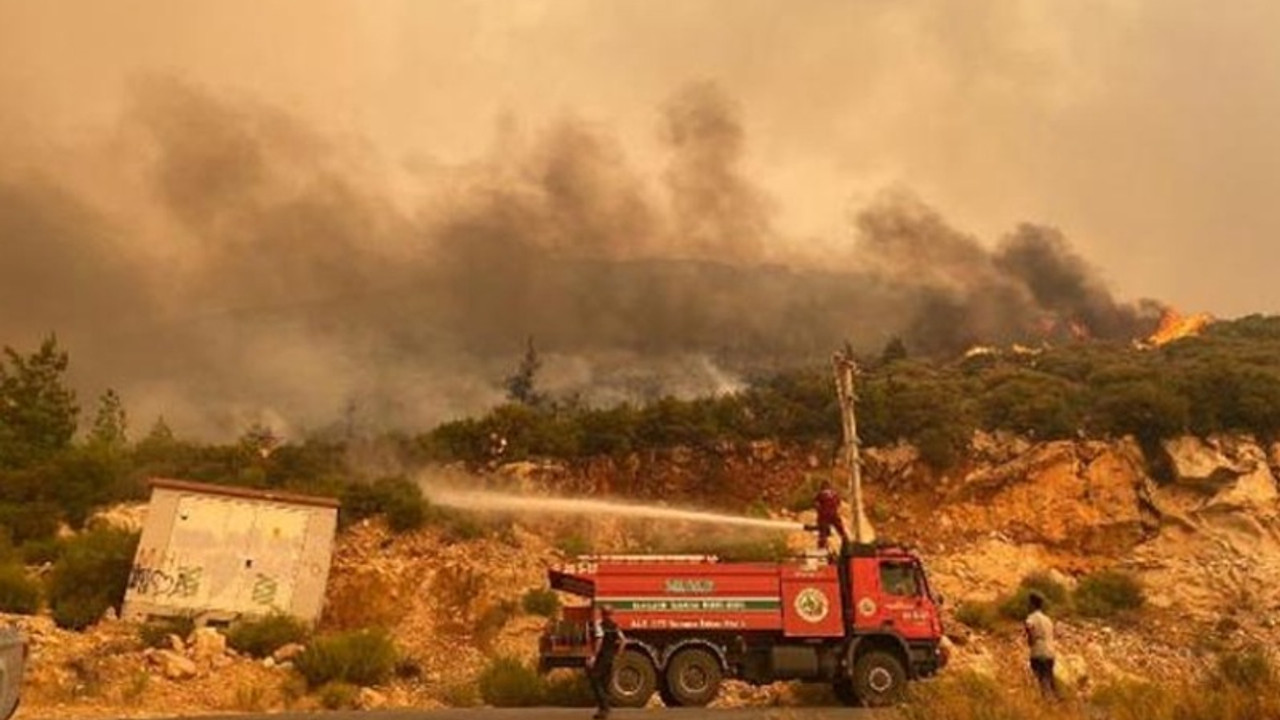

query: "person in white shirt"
(1024, 592), (1059, 699)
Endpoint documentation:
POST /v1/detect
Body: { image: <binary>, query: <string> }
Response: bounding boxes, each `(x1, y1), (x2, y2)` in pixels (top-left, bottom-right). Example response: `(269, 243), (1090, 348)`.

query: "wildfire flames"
(1148, 308), (1214, 346)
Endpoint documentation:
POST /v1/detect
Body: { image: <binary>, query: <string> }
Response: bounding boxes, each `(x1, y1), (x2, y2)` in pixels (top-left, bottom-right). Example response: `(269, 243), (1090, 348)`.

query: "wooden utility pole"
(833, 348), (875, 544)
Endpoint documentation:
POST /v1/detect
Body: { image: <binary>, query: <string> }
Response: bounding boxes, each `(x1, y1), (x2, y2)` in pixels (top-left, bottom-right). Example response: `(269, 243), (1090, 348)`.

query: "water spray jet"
(421, 485), (803, 531)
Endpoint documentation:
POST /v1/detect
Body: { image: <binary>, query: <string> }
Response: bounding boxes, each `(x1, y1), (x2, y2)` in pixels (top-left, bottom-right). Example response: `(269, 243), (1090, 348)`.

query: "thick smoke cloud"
(0, 79), (1158, 438)
(661, 82), (773, 261)
(853, 193), (1160, 353)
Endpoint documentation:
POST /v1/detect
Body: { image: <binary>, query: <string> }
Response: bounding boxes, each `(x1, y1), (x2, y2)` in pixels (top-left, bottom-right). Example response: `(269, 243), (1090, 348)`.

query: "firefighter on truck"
(814, 479), (849, 551)
(537, 529), (948, 709)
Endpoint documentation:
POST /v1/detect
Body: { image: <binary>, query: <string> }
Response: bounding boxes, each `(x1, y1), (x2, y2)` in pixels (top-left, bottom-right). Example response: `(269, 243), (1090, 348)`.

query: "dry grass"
(232, 681), (270, 712)
(902, 672), (1079, 720)
(316, 681), (360, 709)
(905, 648), (1280, 720)
(119, 670), (149, 704)
(430, 564), (486, 635)
(439, 680), (480, 707)
(321, 567), (405, 631)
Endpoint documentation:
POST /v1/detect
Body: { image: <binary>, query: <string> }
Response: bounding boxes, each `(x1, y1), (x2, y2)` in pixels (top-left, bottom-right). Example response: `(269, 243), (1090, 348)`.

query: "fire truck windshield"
(879, 561), (920, 597)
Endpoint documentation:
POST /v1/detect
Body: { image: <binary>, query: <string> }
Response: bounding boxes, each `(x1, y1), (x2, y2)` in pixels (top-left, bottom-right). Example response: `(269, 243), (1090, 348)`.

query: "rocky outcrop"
(1157, 435), (1278, 514)
(151, 649), (197, 680)
(917, 439), (1152, 555)
(1115, 436), (1280, 623)
(188, 627), (227, 664)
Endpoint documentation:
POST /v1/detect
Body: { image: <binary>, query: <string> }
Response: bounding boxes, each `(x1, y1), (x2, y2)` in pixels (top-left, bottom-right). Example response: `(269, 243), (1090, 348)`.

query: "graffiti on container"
(128, 565), (174, 596)
(129, 564), (203, 598)
(251, 574), (278, 605)
(173, 566), (202, 598)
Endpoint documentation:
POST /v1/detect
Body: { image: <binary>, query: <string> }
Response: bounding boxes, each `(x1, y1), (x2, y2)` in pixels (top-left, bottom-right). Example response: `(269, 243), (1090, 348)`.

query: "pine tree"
(89, 389), (128, 450)
(0, 336), (79, 469)
(504, 336), (545, 407)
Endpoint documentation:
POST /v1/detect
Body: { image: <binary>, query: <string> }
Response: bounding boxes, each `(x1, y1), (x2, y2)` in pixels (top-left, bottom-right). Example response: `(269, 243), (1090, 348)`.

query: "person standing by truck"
(814, 480), (848, 551)
(586, 606), (625, 719)
(1024, 593), (1059, 700)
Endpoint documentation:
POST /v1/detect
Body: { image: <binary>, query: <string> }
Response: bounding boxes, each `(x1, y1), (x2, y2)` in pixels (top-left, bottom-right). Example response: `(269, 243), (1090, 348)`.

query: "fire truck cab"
(538, 542), (946, 707)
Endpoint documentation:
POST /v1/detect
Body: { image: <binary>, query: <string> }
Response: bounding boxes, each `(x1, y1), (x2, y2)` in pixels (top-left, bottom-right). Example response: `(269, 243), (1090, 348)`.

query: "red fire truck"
(538, 542), (947, 707)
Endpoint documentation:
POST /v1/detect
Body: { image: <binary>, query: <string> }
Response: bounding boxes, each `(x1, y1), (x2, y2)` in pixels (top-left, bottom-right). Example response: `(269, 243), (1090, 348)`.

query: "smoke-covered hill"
(2, 79), (1160, 438)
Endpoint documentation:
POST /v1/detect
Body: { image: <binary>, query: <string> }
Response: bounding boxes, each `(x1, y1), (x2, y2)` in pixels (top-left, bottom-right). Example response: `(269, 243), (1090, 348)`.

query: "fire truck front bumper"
(908, 640), (949, 678)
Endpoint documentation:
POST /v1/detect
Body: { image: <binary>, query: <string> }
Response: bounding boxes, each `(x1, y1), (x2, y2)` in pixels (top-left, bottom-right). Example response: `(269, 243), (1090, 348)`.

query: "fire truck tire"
(609, 649), (657, 708)
(851, 650), (907, 707)
(663, 648), (723, 707)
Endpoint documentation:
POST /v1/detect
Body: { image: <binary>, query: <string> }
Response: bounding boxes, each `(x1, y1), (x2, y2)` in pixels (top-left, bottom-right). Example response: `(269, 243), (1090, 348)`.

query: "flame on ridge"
(1148, 308), (1214, 346)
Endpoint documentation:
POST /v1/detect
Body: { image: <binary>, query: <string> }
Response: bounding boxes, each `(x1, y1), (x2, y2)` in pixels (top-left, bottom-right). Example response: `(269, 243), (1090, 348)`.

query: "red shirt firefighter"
(814, 480), (849, 550)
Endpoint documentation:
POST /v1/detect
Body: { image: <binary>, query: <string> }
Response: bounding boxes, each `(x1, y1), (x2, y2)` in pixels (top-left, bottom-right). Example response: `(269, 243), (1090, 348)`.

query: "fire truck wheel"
(852, 650), (906, 707)
(609, 649), (657, 708)
(664, 648), (723, 707)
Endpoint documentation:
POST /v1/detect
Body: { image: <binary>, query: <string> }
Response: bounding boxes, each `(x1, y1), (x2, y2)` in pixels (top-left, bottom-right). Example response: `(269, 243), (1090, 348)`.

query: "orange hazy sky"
(2, 0), (1279, 316)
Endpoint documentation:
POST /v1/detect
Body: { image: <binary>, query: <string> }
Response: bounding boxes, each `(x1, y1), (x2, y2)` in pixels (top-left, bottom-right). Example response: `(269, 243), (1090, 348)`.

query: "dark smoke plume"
(0, 79), (1160, 438)
(853, 192), (1160, 353)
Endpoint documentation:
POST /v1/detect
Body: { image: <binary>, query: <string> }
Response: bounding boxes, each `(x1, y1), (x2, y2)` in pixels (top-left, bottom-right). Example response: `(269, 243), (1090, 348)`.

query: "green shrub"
(786, 474), (826, 513)
(915, 426), (964, 471)
(1073, 570), (1144, 618)
(440, 681), (480, 707)
(0, 532), (16, 565)
(1090, 379), (1190, 445)
(46, 526), (139, 630)
(521, 588), (561, 618)
(294, 628), (397, 688)
(576, 406), (639, 456)
(0, 501), (60, 546)
(53, 595), (109, 631)
(436, 510), (487, 542)
(138, 614), (197, 649)
(316, 681), (360, 709)
(385, 496), (426, 534)
(998, 571), (1070, 620)
(0, 563), (41, 614)
(979, 370), (1083, 439)
(1214, 646), (1275, 691)
(542, 669), (595, 707)
(554, 531), (590, 557)
(20, 536), (65, 565)
(227, 612), (311, 658)
(477, 656), (545, 707)
(339, 476), (426, 533)
(954, 601), (1000, 631)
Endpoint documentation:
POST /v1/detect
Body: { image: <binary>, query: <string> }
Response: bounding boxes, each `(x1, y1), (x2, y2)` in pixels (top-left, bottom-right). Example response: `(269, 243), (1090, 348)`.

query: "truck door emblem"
(858, 598), (877, 616)
(665, 579), (715, 594)
(794, 588), (829, 623)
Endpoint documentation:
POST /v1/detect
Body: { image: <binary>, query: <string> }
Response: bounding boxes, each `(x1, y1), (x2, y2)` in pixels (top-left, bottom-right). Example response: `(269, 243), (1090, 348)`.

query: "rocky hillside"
(12, 431), (1280, 717)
